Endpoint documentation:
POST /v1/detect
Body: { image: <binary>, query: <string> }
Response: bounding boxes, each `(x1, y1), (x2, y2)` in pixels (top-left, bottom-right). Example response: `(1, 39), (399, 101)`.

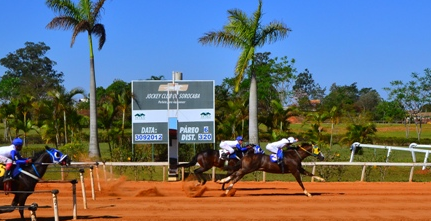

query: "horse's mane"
(30, 149), (48, 161)
(287, 143), (311, 149)
(286, 146), (299, 151)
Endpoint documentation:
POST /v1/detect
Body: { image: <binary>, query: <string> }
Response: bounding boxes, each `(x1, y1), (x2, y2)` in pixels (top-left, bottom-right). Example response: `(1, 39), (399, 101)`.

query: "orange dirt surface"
(1, 179), (431, 221)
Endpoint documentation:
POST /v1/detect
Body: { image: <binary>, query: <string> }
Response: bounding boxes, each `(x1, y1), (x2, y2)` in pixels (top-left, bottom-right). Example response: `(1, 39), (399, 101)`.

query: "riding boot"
(277, 158), (284, 173)
(277, 157), (283, 165)
(220, 152), (228, 160)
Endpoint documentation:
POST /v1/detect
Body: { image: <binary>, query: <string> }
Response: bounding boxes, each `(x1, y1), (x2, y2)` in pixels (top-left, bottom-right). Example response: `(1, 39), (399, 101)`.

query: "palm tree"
(199, 0), (290, 144)
(47, 87), (85, 146)
(46, 0), (107, 159)
(0, 103), (14, 142)
(11, 95), (35, 146)
(117, 89), (132, 140)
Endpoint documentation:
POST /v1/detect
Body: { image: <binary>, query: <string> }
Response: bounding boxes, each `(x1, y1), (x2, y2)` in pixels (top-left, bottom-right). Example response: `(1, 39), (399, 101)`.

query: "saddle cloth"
(0, 164), (20, 180)
(270, 154), (278, 163)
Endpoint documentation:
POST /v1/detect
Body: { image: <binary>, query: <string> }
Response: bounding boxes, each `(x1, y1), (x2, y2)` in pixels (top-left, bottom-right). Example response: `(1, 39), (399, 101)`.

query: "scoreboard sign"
(131, 80), (215, 144)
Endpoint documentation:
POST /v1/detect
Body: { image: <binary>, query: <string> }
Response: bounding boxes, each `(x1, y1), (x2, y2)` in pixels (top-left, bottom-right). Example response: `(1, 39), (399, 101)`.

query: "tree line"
(1, 42), (430, 162)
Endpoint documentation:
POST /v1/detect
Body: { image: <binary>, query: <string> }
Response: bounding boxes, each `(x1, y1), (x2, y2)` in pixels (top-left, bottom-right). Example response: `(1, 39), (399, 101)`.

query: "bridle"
(19, 149), (68, 181)
(295, 144), (320, 160)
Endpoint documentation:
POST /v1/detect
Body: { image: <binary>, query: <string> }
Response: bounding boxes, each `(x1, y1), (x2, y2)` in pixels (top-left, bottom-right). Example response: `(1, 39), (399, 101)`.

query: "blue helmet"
(236, 136), (243, 141)
(12, 138), (23, 146)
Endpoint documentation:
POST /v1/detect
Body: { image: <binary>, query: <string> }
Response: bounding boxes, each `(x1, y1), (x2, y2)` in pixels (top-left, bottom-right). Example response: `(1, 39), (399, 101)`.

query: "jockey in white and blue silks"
(219, 136), (244, 160)
(266, 137), (298, 162)
(0, 137), (32, 181)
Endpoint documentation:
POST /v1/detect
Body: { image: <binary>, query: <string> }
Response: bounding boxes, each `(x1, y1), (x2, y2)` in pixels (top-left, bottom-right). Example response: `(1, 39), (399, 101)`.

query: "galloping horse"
(178, 148), (245, 187)
(218, 143), (325, 197)
(0, 146), (70, 220)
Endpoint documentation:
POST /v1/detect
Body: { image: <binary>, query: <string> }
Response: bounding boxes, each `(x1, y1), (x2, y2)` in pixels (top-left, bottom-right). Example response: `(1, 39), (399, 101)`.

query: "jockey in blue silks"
(219, 136), (244, 160)
(0, 137), (32, 181)
(266, 137), (298, 163)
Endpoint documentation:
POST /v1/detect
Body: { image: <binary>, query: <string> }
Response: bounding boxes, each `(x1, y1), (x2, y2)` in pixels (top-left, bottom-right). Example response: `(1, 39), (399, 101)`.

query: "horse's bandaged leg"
(225, 184), (234, 195)
(312, 176), (325, 182)
(217, 176), (231, 184)
(303, 190), (312, 197)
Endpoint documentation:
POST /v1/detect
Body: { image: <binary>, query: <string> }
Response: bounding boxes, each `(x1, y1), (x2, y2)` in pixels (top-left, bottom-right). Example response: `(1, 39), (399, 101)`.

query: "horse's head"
(44, 146), (71, 166)
(299, 143), (324, 161)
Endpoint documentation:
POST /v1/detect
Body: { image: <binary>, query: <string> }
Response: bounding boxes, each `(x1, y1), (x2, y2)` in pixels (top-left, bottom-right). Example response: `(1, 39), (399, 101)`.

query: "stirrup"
(221, 153), (228, 160)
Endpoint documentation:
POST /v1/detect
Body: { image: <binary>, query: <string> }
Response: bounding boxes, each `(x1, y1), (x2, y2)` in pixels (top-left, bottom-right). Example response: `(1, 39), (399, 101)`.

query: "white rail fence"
(0, 189), (60, 221)
(73, 160), (431, 185)
(350, 142), (431, 170)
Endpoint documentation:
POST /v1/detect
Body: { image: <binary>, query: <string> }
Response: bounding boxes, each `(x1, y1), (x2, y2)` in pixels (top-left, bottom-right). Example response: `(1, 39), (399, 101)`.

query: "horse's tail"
(177, 154), (198, 168)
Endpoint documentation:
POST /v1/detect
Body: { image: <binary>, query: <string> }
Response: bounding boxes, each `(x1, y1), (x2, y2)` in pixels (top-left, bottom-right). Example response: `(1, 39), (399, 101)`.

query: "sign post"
(131, 79), (215, 180)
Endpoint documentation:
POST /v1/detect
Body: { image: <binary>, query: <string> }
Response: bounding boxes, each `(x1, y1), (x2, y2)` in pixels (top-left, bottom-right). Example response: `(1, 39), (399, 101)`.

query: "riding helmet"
(287, 137), (297, 143)
(236, 136), (243, 141)
(12, 137), (23, 146)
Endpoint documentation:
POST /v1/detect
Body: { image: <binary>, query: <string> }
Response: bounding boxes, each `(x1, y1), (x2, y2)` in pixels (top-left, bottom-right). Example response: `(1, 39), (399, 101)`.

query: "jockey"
(219, 136), (244, 160)
(266, 137), (298, 162)
(0, 137), (32, 182)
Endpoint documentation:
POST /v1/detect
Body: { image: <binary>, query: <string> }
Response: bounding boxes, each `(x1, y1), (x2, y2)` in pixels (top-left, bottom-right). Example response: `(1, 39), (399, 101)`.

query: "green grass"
(289, 122), (431, 139)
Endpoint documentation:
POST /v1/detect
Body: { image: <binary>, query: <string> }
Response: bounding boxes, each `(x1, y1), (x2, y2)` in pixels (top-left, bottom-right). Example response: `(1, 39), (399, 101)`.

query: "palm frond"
(92, 23), (106, 50)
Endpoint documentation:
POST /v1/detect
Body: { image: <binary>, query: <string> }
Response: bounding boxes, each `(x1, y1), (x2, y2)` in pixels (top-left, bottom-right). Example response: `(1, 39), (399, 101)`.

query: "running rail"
(350, 142), (431, 170)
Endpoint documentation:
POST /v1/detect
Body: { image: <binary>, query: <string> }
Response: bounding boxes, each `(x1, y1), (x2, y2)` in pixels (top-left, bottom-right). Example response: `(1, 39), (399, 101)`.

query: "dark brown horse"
(0, 146), (70, 220)
(217, 143), (325, 197)
(178, 148), (245, 187)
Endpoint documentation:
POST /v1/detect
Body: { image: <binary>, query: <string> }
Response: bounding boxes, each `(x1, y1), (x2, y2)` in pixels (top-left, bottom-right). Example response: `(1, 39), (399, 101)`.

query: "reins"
(18, 167), (42, 181)
(293, 144), (320, 160)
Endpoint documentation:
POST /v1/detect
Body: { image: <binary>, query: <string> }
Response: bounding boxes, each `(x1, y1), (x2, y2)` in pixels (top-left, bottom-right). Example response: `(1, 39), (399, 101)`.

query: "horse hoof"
(226, 189), (237, 197)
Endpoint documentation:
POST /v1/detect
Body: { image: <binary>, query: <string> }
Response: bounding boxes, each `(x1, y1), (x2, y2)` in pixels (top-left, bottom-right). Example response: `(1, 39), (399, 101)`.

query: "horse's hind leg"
(193, 168), (208, 185)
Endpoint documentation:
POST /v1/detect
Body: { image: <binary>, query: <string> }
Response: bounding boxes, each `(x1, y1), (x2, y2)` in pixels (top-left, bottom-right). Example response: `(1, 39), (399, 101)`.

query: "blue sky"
(1, 1), (430, 100)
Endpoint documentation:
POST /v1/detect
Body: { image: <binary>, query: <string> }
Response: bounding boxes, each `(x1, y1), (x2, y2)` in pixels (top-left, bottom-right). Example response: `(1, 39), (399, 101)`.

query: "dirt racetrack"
(1, 179), (431, 221)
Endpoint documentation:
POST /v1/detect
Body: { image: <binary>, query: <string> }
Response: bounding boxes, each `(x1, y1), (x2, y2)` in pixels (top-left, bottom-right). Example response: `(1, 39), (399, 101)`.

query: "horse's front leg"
(223, 168), (250, 195)
(193, 167), (207, 186)
(16, 193), (30, 220)
(217, 175), (232, 184)
(299, 167), (325, 182)
(291, 170), (312, 197)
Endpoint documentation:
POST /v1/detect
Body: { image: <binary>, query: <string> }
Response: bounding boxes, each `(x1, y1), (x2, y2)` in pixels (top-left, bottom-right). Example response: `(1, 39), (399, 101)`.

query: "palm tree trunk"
(23, 112), (27, 146)
(63, 110), (68, 144)
(121, 109), (125, 144)
(3, 118), (7, 142)
(88, 34), (101, 159)
(249, 72), (259, 144)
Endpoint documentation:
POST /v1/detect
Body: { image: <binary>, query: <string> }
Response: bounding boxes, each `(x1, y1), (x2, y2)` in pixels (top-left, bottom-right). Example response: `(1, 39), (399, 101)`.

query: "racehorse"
(0, 146), (70, 220)
(217, 143), (325, 197)
(178, 148), (245, 188)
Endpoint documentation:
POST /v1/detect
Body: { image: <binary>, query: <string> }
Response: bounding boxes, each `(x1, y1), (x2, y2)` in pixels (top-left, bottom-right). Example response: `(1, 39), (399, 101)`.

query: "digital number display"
(198, 134), (212, 141)
(135, 134), (163, 141)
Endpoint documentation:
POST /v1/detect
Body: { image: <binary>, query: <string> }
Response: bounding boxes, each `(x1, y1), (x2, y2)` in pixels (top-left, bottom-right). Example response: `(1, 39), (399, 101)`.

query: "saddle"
(0, 164), (20, 180)
(218, 150), (239, 160)
(0, 164), (18, 194)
